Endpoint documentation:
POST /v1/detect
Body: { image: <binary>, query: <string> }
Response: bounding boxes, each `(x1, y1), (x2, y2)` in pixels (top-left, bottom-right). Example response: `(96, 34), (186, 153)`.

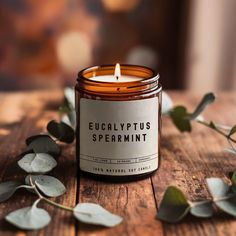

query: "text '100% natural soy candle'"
(75, 64), (162, 182)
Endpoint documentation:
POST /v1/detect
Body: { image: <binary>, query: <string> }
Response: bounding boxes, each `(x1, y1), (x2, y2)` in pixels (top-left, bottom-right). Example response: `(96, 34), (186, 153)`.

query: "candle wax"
(90, 75), (142, 83)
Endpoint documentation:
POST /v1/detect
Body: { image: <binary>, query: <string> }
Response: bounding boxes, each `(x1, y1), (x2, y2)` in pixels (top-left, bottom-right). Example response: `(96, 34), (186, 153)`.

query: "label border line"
(80, 152), (158, 160)
(80, 156), (158, 164)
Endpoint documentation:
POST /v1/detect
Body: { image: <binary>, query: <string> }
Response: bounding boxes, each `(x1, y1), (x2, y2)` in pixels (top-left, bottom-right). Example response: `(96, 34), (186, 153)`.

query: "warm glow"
(102, 0), (140, 12)
(57, 31), (92, 74)
(114, 63), (121, 80)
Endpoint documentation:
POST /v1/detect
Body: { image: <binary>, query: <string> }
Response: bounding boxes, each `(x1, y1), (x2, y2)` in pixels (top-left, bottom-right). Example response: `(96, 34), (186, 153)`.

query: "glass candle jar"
(75, 64), (162, 182)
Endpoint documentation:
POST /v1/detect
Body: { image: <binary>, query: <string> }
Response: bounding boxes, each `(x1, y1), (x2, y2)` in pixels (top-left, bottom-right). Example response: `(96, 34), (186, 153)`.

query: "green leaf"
(73, 203), (123, 227)
(59, 105), (76, 130)
(66, 110), (76, 130)
(169, 106), (191, 132)
(26, 135), (61, 159)
(231, 185), (236, 193)
(25, 175), (66, 197)
(190, 201), (214, 218)
(59, 88), (76, 129)
(215, 195), (236, 217)
(206, 178), (230, 198)
(157, 186), (190, 223)
(5, 199), (51, 230)
(228, 125), (236, 137)
(162, 91), (173, 115)
(230, 171), (236, 193)
(47, 120), (75, 143)
(0, 181), (22, 202)
(231, 171), (236, 185)
(18, 153), (57, 174)
(189, 93), (216, 120)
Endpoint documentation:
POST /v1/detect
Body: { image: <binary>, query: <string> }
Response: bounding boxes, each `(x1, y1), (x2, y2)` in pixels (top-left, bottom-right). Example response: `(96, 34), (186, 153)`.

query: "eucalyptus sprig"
(157, 172), (236, 223)
(0, 88), (122, 230)
(163, 92), (236, 155)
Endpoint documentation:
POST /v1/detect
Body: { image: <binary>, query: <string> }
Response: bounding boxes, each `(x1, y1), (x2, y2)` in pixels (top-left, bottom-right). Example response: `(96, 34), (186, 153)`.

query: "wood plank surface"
(0, 91), (77, 236)
(0, 91), (235, 236)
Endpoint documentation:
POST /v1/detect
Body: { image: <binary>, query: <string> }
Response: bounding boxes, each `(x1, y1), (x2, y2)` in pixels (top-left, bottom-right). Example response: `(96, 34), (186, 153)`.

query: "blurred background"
(0, 0), (235, 91)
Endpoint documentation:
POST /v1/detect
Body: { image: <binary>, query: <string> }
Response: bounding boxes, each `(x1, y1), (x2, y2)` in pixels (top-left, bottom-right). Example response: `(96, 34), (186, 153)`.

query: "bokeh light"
(102, 0), (140, 12)
(56, 31), (92, 74)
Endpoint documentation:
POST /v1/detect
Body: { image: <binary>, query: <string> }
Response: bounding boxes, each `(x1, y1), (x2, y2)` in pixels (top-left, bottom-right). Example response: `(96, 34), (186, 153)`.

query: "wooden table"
(0, 90), (236, 236)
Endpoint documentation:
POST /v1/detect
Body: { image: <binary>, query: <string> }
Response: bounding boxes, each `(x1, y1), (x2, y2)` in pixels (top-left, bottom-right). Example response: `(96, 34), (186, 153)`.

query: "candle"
(90, 64), (142, 82)
(75, 64), (162, 182)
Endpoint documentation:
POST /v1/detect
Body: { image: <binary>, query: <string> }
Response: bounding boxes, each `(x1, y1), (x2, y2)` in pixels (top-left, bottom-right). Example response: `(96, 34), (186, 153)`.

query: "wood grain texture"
(0, 91), (77, 236)
(153, 92), (236, 236)
(0, 91), (235, 236)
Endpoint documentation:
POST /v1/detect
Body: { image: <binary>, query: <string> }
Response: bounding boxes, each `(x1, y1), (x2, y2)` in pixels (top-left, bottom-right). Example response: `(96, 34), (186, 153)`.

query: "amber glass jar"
(75, 64), (162, 182)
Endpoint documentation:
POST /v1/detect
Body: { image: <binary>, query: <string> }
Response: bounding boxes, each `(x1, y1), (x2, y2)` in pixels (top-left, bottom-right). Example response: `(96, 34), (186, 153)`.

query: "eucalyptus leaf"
(5, 199), (51, 230)
(18, 153), (57, 174)
(25, 175), (66, 197)
(189, 93), (216, 120)
(228, 125), (236, 137)
(169, 106), (191, 132)
(47, 120), (75, 143)
(162, 91), (173, 115)
(61, 114), (74, 129)
(231, 171), (236, 185)
(157, 186), (190, 223)
(67, 110), (76, 130)
(60, 88), (76, 129)
(73, 203), (123, 227)
(190, 201), (214, 218)
(0, 181), (22, 202)
(59, 101), (76, 129)
(231, 185), (236, 194)
(206, 178), (230, 198)
(64, 87), (75, 108)
(26, 134), (61, 159)
(215, 195), (236, 217)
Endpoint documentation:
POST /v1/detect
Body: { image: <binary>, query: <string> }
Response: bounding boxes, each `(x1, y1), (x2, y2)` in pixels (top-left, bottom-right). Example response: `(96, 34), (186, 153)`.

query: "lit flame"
(114, 63), (121, 80)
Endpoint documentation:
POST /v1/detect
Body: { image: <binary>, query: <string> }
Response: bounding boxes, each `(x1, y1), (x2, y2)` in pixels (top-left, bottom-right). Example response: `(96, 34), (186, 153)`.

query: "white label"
(80, 97), (159, 176)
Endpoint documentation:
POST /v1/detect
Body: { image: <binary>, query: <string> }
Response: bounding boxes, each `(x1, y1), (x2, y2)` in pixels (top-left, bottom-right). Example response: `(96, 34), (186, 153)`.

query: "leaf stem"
(213, 195), (234, 202)
(196, 120), (236, 143)
(188, 199), (212, 207)
(42, 198), (73, 212)
(16, 185), (35, 190)
(28, 175), (73, 212)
